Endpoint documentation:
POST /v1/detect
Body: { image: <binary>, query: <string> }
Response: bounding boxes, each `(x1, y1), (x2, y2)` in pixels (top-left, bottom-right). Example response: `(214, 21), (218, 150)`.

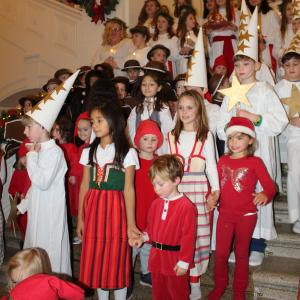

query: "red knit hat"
(134, 120), (163, 150)
(225, 117), (255, 138)
(213, 55), (228, 71)
(74, 112), (90, 137)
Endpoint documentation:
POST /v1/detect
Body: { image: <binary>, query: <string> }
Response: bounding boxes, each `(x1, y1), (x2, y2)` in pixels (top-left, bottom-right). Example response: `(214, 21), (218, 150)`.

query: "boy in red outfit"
(130, 155), (197, 300)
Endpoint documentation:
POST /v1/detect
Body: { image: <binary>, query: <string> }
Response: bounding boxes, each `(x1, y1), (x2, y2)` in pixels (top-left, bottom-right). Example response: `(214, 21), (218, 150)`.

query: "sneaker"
(228, 251), (235, 263)
(73, 237), (82, 245)
(292, 220), (300, 234)
(249, 251), (264, 266)
(190, 283), (201, 300)
(139, 273), (152, 287)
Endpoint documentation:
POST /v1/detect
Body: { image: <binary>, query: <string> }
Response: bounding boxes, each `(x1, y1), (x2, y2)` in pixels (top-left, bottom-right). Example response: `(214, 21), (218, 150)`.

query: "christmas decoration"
(78, 0), (119, 24)
(281, 84), (300, 119)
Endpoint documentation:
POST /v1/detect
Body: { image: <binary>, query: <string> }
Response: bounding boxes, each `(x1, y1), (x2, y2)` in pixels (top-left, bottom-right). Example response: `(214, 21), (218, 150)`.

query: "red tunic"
(217, 155), (277, 215)
(135, 157), (157, 231)
(7, 273), (84, 300)
(145, 195), (197, 276)
(8, 169), (31, 239)
(60, 143), (79, 216)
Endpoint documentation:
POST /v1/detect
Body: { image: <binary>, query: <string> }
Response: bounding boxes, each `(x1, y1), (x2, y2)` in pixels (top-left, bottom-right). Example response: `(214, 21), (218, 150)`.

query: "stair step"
(252, 256), (300, 300)
(266, 224), (300, 259)
(274, 194), (290, 224)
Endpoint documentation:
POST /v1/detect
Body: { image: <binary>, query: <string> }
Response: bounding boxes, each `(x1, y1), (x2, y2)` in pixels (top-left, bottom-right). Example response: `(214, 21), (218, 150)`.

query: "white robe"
(124, 46), (151, 68)
(217, 81), (288, 240)
(274, 79), (300, 223)
(18, 139), (71, 275)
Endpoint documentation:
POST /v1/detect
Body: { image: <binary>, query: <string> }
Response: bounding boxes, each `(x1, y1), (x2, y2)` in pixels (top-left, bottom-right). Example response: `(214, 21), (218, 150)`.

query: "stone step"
(266, 223), (300, 259)
(274, 194), (290, 224)
(252, 256), (300, 300)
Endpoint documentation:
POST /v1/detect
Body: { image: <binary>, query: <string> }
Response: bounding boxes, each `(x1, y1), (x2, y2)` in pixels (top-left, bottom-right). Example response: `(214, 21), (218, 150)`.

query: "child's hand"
(290, 117), (300, 128)
(76, 218), (84, 239)
(237, 110), (260, 124)
(206, 190), (220, 211)
(128, 237), (143, 248)
(173, 265), (187, 276)
(127, 224), (142, 239)
(69, 176), (76, 185)
(252, 192), (268, 206)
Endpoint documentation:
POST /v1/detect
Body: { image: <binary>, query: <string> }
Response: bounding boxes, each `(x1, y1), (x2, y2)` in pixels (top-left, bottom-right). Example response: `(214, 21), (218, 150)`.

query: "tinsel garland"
(78, 0), (119, 24)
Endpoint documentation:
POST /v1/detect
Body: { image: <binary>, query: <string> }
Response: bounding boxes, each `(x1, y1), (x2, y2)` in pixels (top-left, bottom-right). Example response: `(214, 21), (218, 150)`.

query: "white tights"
(97, 287), (127, 300)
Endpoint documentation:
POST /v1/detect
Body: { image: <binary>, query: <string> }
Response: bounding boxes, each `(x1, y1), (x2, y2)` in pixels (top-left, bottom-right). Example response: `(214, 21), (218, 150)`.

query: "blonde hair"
(102, 20), (127, 46)
(172, 90), (209, 143)
(6, 248), (52, 289)
(149, 154), (183, 182)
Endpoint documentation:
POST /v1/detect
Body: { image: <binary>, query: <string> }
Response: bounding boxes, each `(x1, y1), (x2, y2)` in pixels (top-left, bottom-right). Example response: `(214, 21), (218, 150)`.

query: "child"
(208, 117), (277, 300)
(274, 35), (300, 234)
(4, 247), (83, 300)
(168, 90), (220, 300)
(54, 68), (72, 82)
(129, 154), (197, 300)
(76, 101), (140, 300)
(217, 8), (288, 266)
(212, 55), (228, 77)
(17, 71), (79, 275)
(132, 120), (163, 288)
(51, 117), (78, 217)
(127, 72), (174, 154)
(138, 0), (161, 36)
(122, 59), (142, 91)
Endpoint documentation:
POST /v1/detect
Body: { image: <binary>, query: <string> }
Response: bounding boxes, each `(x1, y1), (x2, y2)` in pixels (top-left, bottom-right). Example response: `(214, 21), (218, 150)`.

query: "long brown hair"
(138, 0), (161, 25)
(216, 0), (233, 22)
(152, 12), (175, 41)
(172, 90), (209, 143)
(177, 10), (199, 47)
(280, 0), (292, 41)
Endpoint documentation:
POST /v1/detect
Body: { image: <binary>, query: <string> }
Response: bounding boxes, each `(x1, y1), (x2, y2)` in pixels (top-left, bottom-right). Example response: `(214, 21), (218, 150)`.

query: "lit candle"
(133, 51), (136, 57)
(110, 48), (116, 57)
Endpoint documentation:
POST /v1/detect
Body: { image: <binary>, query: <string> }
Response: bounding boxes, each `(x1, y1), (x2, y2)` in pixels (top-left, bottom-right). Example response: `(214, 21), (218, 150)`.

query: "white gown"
(217, 81), (288, 240)
(18, 139), (71, 275)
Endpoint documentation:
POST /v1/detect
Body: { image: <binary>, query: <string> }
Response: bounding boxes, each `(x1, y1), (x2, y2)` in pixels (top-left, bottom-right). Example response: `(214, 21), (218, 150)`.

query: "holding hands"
(207, 190), (220, 211)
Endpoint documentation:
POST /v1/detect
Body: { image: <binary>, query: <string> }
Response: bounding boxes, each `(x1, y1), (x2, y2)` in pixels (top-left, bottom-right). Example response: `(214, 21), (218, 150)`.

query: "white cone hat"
(184, 27), (207, 89)
(26, 70), (79, 132)
(284, 29), (300, 56)
(235, 6), (258, 62)
(293, 0), (300, 21)
(239, 0), (251, 30)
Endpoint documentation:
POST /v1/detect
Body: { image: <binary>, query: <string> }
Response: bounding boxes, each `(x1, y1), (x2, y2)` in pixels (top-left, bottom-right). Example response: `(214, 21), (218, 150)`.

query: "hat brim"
(143, 67), (166, 73)
(121, 66), (142, 71)
(226, 125), (255, 138)
(147, 46), (171, 60)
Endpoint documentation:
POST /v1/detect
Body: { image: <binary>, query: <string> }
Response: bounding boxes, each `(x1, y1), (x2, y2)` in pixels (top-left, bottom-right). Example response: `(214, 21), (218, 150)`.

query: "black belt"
(152, 241), (180, 251)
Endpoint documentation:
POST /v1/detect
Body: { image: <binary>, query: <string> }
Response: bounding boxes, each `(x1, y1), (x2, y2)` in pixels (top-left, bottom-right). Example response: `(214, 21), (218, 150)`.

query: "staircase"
(201, 164), (300, 300)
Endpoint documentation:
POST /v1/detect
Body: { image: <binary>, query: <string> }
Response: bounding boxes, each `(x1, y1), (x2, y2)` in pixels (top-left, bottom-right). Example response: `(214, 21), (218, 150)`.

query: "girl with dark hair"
(138, 0), (161, 36)
(246, 0), (281, 73)
(173, 0), (193, 18)
(202, 0), (216, 20)
(128, 72), (174, 154)
(76, 101), (140, 300)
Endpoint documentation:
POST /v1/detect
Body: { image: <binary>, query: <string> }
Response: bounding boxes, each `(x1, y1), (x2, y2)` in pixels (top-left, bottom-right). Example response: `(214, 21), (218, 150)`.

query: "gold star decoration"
(30, 102), (42, 114)
(54, 82), (67, 95)
(43, 93), (54, 104)
(186, 49), (199, 78)
(239, 22), (247, 32)
(281, 84), (300, 119)
(219, 75), (254, 111)
(237, 41), (249, 52)
(239, 30), (253, 42)
(240, 11), (248, 22)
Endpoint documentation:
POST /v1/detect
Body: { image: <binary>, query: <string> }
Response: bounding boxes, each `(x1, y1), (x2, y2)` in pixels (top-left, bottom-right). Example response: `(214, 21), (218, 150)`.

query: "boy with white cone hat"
(274, 30), (300, 234)
(17, 70), (80, 275)
(217, 6), (288, 267)
(184, 27), (220, 137)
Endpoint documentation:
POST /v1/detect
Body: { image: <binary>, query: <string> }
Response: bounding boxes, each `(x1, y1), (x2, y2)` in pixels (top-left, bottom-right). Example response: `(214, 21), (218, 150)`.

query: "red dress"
(135, 157), (157, 231)
(60, 143), (79, 216)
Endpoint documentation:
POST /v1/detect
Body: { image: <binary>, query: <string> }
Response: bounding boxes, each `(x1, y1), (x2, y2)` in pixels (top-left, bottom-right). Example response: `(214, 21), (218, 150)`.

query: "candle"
(110, 48), (116, 57)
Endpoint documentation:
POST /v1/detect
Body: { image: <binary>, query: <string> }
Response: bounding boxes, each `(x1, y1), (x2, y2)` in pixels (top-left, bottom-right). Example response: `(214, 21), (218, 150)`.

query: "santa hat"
(293, 0), (300, 21)
(235, 6), (258, 62)
(184, 27), (208, 89)
(134, 120), (163, 150)
(283, 29), (300, 57)
(74, 112), (90, 137)
(26, 70), (79, 132)
(212, 55), (228, 71)
(225, 116), (255, 138)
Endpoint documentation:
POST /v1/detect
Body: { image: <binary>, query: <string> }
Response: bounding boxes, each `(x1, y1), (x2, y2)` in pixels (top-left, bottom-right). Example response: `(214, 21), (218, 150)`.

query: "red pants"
(208, 212), (257, 300)
(152, 272), (189, 300)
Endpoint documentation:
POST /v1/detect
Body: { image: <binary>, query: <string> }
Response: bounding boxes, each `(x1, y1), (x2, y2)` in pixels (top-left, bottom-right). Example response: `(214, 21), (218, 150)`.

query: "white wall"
(0, 0), (143, 102)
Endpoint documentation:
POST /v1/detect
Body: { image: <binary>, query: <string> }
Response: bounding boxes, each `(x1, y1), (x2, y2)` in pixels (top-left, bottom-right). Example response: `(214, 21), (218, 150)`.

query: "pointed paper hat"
(184, 27), (208, 89)
(235, 6), (258, 62)
(292, 0), (300, 21)
(239, 0), (251, 31)
(283, 29), (300, 56)
(26, 70), (79, 132)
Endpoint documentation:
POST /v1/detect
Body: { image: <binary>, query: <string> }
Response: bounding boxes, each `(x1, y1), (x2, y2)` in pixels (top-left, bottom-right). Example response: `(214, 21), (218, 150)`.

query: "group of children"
(2, 0), (300, 300)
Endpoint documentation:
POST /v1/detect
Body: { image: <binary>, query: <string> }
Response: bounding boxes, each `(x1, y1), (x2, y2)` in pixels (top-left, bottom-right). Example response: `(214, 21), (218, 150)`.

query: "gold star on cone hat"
(184, 27), (208, 89)
(26, 70), (80, 132)
(283, 29), (300, 56)
(235, 6), (258, 62)
(218, 74), (254, 111)
(292, 0), (300, 21)
(239, 0), (251, 31)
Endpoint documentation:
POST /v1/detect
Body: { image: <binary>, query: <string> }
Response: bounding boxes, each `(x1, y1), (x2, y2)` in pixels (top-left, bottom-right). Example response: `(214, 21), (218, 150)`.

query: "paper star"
(240, 11), (248, 22)
(30, 103), (42, 114)
(239, 30), (253, 42)
(237, 41), (249, 52)
(281, 84), (300, 118)
(54, 83), (67, 95)
(239, 22), (247, 32)
(43, 93), (54, 104)
(219, 75), (254, 111)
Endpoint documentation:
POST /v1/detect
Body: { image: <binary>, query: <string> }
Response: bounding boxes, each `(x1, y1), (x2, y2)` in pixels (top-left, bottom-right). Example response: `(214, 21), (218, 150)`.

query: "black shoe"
(126, 284), (134, 300)
(139, 273), (152, 288)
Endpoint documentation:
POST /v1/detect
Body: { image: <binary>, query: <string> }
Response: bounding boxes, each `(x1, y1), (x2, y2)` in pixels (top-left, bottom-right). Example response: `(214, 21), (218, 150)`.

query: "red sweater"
(146, 195), (197, 275)
(135, 157), (157, 231)
(217, 155), (277, 215)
